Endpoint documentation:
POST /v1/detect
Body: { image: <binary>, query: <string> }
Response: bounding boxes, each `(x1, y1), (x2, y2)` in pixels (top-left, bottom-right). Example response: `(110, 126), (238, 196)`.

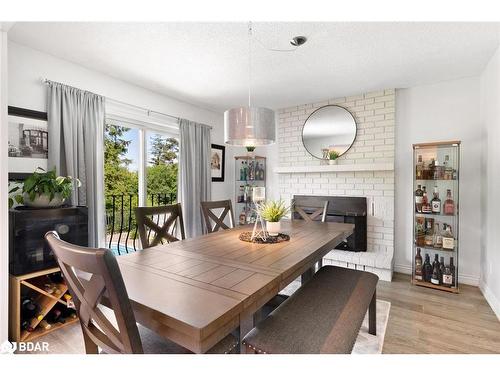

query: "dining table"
(115, 220), (354, 353)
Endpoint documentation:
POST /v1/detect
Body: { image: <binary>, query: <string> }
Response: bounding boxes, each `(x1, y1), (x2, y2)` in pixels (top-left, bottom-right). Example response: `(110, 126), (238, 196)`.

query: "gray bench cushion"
(242, 266), (378, 354)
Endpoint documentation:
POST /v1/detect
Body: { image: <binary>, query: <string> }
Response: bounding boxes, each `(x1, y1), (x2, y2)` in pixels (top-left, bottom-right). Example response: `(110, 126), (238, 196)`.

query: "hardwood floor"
(378, 273), (500, 354)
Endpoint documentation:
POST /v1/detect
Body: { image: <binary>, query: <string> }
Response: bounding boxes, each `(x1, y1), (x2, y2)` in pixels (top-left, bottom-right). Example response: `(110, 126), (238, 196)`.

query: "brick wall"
(277, 89), (395, 257)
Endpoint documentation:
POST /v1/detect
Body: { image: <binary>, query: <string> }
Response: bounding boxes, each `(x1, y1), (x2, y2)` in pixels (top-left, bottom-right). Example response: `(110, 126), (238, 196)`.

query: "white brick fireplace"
(275, 90), (395, 281)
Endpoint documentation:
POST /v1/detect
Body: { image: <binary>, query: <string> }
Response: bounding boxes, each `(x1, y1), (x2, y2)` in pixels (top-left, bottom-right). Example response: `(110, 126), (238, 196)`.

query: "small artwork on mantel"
(211, 144), (225, 182)
(7, 106), (49, 176)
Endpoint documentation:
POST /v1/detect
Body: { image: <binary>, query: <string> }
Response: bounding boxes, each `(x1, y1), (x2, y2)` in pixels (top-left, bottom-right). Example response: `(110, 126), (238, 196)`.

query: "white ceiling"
(8, 22), (500, 112)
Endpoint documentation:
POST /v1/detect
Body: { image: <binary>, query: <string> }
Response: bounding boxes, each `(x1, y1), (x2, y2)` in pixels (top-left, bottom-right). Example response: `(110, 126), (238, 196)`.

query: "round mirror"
(302, 105), (357, 159)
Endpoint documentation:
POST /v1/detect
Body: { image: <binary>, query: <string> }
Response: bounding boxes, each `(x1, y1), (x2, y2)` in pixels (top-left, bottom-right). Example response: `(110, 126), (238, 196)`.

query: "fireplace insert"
(293, 195), (367, 252)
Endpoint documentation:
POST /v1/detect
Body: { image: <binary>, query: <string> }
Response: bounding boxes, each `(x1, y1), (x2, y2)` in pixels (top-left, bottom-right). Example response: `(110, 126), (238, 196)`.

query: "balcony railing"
(105, 192), (176, 255)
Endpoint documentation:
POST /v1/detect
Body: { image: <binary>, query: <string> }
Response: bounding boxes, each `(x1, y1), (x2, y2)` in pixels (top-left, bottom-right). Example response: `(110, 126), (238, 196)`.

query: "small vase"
(23, 192), (65, 208)
(329, 159), (338, 165)
(266, 221), (281, 236)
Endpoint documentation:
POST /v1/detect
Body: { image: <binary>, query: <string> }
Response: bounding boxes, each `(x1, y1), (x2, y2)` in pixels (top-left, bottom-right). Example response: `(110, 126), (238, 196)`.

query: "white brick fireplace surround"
(276, 90), (395, 281)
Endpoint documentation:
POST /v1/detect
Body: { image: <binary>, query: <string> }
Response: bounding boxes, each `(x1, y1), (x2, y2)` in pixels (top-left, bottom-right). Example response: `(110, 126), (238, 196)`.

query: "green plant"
(10, 168), (81, 207)
(256, 199), (290, 222)
(246, 146), (256, 153)
(328, 150), (340, 160)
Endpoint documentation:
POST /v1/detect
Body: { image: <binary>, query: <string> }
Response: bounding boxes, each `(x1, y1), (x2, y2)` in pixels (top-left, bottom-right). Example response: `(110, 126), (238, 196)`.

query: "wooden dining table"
(115, 220), (354, 353)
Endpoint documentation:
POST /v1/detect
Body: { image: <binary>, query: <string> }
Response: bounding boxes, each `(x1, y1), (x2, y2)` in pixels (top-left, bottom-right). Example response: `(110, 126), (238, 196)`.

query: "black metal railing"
(105, 192), (176, 255)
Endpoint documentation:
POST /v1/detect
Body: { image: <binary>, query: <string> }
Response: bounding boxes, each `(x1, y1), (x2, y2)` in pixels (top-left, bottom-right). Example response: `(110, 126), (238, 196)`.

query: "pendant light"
(224, 22), (276, 146)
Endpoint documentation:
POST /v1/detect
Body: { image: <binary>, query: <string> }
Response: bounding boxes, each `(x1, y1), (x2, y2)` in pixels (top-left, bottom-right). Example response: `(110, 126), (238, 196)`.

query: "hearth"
(293, 195), (367, 252)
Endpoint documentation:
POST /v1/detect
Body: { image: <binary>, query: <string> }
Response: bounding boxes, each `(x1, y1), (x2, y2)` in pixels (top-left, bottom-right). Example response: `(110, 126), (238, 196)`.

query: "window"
(103, 112), (179, 255)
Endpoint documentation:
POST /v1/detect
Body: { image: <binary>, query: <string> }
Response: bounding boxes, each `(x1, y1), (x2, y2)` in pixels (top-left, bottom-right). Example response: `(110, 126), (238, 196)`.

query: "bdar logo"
(0, 340), (16, 354)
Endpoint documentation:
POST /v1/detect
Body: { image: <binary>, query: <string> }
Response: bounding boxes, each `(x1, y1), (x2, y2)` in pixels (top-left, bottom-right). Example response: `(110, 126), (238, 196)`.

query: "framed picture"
(7, 106), (49, 175)
(211, 144), (225, 182)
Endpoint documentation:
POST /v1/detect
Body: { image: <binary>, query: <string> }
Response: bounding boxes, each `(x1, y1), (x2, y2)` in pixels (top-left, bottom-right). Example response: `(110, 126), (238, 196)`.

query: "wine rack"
(412, 141), (460, 293)
(235, 154), (266, 225)
(9, 267), (78, 342)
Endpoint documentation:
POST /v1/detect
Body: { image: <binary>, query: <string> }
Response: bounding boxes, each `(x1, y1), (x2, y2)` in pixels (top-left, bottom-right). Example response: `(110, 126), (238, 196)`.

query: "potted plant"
(328, 150), (340, 165)
(256, 199), (290, 236)
(11, 168), (81, 208)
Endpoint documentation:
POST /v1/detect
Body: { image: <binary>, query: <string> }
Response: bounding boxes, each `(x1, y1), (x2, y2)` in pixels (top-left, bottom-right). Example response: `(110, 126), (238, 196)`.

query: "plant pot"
(329, 159), (338, 165)
(23, 192), (66, 208)
(266, 221), (281, 236)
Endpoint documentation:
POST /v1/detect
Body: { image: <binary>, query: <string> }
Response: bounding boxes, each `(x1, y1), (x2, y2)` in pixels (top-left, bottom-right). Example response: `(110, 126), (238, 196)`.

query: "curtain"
(47, 82), (105, 247)
(178, 118), (212, 238)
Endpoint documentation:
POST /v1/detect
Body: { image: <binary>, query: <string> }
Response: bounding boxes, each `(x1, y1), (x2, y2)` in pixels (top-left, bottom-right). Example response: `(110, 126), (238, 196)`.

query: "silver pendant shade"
(224, 106), (275, 146)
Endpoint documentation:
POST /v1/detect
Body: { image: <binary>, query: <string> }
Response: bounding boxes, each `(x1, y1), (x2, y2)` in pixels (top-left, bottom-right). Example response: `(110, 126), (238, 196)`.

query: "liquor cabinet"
(234, 155), (266, 225)
(412, 141), (460, 293)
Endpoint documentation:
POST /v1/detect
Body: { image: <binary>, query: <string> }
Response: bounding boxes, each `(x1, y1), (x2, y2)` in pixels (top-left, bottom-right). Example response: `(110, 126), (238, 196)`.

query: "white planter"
(329, 159), (338, 165)
(266, 221), (281, 236)
(23, 192), (66, 208)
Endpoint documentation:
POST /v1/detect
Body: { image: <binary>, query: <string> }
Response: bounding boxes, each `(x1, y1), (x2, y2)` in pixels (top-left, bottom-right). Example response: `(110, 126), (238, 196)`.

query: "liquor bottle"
(432, 253), (440, 272)
(422, 186), (431, 213)
(428, 158), (436, 180)
(442, 263), (453, 287)
(450, 257), (456, 286)
(239, 210), (247, 225)
(432, 223), (442, 248)
(423, 254), (433, 282)
(431, 260), (441, 285)
(431, 186), (441, 214)
(444, 189), (455, 215)
(443, 155), (453, 180)
(259, 163), (265, 180)
(439, 256), (446, 281)
(433, 159), (441, 180)
(415, 185), (423, 213)
(442, 224), (455, 250)
(414, 248), (423, 281)
(424, 218), (434, 247)
(416, 155), (424, 179)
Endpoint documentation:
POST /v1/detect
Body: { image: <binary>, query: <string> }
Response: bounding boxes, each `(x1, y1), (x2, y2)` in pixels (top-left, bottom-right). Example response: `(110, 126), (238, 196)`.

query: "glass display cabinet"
(234, 155), (266, 225)
(412, 141), (460, 293)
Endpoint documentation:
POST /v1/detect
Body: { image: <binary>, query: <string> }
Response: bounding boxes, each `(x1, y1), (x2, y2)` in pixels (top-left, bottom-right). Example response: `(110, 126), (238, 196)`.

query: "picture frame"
(210, 144), (225, 182)
(7, 106), (49, 175)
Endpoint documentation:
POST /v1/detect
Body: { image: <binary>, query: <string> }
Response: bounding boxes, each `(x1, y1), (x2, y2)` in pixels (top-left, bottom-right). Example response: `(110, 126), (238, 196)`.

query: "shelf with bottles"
(413, 249), (458, 293)
(236, 157), (266, 182)
(9, 267), (78, 342)
(412, 141), (460, 294)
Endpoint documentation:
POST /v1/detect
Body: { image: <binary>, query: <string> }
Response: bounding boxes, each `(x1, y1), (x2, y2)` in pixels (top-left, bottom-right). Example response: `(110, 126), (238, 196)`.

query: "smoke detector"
(290, 36), (307, 47)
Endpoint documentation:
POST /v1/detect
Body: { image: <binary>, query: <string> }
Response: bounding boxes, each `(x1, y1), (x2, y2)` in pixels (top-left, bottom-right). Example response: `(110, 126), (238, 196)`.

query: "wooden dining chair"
(135, 204), (185, 249)
(200, 200), (235, 234)
(292, 200), (329, 223)
(45, 231), (238, 354)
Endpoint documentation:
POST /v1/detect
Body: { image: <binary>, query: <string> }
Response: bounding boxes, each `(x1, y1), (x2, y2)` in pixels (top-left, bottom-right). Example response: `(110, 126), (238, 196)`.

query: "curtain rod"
(40, 78), (213, 129)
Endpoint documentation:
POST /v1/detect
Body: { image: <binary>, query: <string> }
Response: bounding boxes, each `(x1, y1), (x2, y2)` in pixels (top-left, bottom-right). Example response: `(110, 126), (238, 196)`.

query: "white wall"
(479, 45), (500, 319)
(0, 30), (9, 344)
(7, 41), (236, 202)
(395, 77), (482, 285)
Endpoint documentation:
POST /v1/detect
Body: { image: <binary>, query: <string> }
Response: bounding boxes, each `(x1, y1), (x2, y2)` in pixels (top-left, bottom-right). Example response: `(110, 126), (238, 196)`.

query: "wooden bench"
(242, 266), (378, 354)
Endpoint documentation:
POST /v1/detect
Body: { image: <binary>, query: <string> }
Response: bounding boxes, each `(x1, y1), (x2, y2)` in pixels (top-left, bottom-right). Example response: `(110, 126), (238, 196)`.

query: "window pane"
(146, 131), (179, 206)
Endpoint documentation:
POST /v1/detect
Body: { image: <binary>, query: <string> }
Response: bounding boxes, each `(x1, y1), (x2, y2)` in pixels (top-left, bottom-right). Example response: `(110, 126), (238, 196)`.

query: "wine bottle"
(444, 189), (455, 215)
(442, 224), (455, 250)
(423, 254), (433, 282)
(439, 256), (445, 282)
(443, 263), (453, 287)
(431, 186), (441, 214)
(431, 258), (440, 285)
(39, 320), (52, 330)
(415, 248), (423, 281)
(450, 257), (456, 287)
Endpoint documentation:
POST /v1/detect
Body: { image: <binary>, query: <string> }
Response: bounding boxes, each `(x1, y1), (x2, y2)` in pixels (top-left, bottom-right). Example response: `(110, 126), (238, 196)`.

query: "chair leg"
(81, 326), (99, 354)
(368, 290), (377, 336)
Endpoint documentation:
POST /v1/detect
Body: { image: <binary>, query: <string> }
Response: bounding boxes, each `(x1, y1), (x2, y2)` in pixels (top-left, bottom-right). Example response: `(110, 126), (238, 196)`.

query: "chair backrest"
(45, 231), (143, 354)
(135, 203), (185, 249)
(200, 200), (235, 234)
(292, 200), (329, 222)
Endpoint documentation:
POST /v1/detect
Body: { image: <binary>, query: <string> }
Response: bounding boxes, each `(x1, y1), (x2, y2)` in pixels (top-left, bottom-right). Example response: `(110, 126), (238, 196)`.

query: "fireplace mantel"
(275, 163), (394, 174)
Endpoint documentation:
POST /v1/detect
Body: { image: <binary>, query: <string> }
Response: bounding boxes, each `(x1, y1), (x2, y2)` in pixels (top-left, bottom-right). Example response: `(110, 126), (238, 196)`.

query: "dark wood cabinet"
(9, 206), (88, 275)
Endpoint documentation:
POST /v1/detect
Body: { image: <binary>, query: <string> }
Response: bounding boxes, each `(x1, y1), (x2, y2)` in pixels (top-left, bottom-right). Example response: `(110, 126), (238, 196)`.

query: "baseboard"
(394, 263), (480, 286)
(479, 280), (500, 321)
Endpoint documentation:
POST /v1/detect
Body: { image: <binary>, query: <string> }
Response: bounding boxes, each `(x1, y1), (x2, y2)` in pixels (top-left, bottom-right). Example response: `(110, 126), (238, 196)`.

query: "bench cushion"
(243, 266), (378, 354)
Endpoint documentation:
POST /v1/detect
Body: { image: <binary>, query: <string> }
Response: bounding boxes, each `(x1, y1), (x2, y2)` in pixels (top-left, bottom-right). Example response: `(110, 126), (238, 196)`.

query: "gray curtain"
(47, 82), (105, 247)
(178, 119), (212, 238)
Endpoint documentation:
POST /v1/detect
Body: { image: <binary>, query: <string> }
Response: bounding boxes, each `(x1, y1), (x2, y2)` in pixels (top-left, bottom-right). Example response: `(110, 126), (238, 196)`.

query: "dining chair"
(200, 199), (235, 234)
(45, 231), (238, 354)
(135, 203), (185, 249)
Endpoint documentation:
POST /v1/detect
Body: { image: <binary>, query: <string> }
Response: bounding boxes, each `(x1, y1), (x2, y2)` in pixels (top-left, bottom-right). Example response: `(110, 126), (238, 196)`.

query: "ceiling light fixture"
(224, 22), (275, 147)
